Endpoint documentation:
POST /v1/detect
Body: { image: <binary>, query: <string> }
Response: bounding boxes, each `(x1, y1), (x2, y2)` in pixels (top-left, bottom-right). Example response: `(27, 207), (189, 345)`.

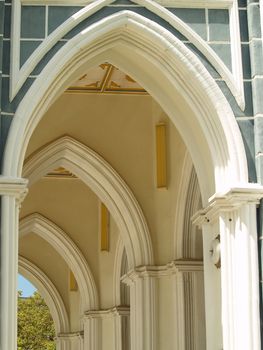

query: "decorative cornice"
(192, 185), (263, 225)
(121, 260), (203, 284)
(0, 176), (28, 203)
(84, 306), (130, 320)
(56, 332), (83, 340)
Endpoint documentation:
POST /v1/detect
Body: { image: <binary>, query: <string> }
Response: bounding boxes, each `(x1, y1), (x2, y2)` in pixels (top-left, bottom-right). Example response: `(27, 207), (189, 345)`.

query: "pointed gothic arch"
(18, 256), (70, 334)
(4, 10), (247, 204)
(22, 136), (153, 269)
(1, 8), (261, 350)
(19, 213), (99, 312)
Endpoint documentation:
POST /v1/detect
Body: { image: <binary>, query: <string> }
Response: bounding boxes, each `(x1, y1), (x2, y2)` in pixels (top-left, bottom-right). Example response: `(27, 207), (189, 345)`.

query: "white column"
(193, 186), (263, 350)
(113, 307), (130, 350)
(83, 315), (100, 350)
(56, 332), (83, 350)
(171, 261), (205, 350)
(83, 307), (130, 350)
(0, 178), (28, 350)
(201, 225), (222, 349)
(122, 268), (157, 350)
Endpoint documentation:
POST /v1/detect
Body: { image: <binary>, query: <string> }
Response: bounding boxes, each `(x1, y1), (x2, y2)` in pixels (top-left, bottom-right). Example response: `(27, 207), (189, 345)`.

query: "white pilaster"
(113, 307), (130, 350)
(56, 332), (83, 350)
(83, 307), (130, 350)
(122, 269), (156, 350)
(83, 315), (100, 350)
(0, 177), (28, 350)
(193, 185), (263, 350)
(171, 261), (205, 350)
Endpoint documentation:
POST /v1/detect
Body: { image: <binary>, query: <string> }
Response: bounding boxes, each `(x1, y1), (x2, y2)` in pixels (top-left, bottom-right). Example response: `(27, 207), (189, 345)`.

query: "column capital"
(56, 332), (83, 340)
(192, 184), (263, 225)
(83, 306), (130, 320)
(0, 176), (28, 203)
(121, 260), (203, 285)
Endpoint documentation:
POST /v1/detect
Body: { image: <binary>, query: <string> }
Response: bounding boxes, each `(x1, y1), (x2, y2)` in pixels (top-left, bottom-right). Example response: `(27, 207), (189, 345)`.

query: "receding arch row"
(18, 255), (70, 334)
(19, 213), (99, 312)
(22, 136), (154, 269)
(4, 10), (248, 205)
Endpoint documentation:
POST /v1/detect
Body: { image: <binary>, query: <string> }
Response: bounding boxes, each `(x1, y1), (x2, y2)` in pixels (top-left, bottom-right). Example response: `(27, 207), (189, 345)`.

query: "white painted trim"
(21, 0), (233, 7)
(229, 0), (244, 110)
(10, 0), (244, 108)
(18, 255), (70, 334)
(19, 213), (99, 312)
(22, 136), (153, 268)
(5, 10), (248, 203)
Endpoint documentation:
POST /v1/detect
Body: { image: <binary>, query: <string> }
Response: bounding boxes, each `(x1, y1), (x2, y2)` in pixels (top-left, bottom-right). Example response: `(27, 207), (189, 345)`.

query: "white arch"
(174, 151), (193, 259)
(182, 167), (201, 258)
(11, 0), (243, 107)
(113, 238), (124, 306)
(113, 237), (128, 306)
(18, 255), (70, 334)
(4, 10), (248, 205)
(175, 151), (202, 259)
(22, 136), (153, 268)
(19, 213), (99, 312)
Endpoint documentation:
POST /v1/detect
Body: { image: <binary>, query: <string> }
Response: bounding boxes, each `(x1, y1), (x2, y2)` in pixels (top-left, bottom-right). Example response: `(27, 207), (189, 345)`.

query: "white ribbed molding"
(122, 268), (157, 350)
(193, 185), (263, 350)
(0, 177), (28, 350)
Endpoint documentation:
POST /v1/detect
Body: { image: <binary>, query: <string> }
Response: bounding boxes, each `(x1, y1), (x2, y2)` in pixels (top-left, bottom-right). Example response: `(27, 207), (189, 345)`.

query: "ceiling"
(66, 63), (147, 95)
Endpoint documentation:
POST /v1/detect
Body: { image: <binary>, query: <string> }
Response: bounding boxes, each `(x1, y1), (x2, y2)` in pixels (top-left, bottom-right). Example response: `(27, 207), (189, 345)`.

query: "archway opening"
(19, 62), (206, 349)
(17, 275), (56, 350)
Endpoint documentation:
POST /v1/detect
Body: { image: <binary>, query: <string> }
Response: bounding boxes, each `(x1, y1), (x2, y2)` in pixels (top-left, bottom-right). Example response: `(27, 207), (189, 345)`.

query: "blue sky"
(18, 275), (36, 297)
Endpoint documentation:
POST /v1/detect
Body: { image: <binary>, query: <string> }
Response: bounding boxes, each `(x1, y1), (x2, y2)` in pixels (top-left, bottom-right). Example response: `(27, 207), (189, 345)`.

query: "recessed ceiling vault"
(66, 64), (147, 95)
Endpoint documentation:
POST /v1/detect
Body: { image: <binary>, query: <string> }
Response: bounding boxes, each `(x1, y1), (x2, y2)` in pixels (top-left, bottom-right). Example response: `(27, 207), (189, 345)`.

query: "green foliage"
(17, 290), (56, 350)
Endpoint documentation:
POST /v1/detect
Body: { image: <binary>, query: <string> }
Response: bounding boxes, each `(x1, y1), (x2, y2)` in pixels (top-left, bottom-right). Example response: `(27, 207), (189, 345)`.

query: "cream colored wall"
(25, 93), (188, 265)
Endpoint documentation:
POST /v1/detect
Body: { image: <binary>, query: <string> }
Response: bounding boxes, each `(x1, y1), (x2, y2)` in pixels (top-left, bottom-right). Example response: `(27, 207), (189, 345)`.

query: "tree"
(17, 290), (56, 350)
